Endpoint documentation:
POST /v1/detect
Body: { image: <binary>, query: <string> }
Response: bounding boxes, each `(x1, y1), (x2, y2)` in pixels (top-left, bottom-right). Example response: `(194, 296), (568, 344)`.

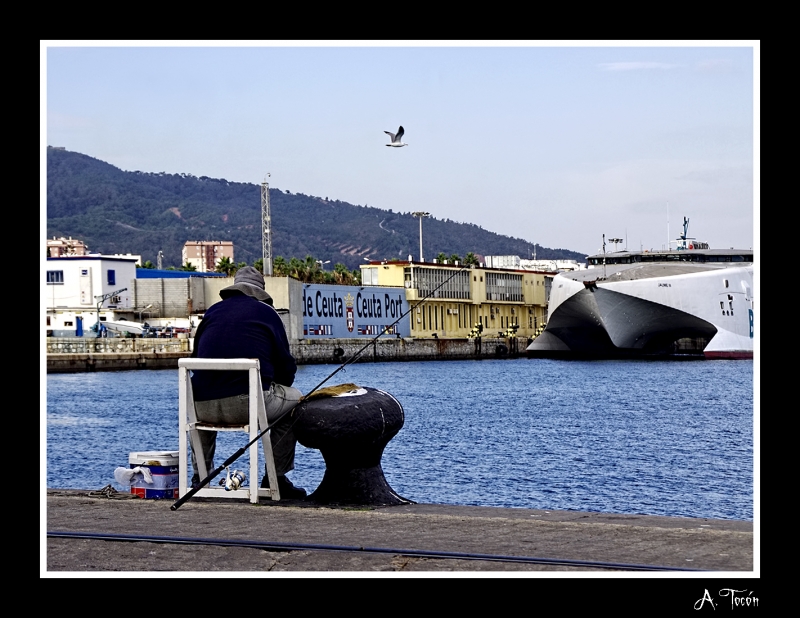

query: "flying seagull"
(384, 126), (407, 147)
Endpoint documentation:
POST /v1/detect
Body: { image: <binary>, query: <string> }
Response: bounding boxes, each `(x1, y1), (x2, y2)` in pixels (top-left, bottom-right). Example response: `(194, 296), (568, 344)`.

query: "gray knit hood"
(219, 266), (273, 305)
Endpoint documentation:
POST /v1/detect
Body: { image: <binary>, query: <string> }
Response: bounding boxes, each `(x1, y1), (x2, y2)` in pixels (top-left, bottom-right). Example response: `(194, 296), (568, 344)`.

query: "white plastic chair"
(178, 358), (280, 503)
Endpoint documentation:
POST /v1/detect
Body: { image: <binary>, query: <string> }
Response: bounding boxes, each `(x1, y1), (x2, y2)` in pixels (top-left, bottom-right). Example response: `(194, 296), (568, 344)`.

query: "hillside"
(46, 147), (586, 270)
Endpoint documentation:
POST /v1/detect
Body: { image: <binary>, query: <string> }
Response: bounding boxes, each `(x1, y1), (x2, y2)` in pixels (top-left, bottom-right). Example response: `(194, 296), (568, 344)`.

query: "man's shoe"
(278, 476), (307, 499)
(261, 474), (306, 499)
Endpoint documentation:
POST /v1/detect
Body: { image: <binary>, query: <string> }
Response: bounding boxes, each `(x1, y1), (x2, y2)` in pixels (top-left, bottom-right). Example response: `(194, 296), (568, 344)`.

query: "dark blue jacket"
(190, 293), (297, 401)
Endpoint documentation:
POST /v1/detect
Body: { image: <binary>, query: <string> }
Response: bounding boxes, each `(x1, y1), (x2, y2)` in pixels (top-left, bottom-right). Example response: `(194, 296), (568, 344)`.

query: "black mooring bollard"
(293, 386), (413, 506)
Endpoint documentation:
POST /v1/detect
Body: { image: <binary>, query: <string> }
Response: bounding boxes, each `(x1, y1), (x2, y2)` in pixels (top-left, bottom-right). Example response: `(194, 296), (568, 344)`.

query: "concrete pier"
(45, 489), (754, 574)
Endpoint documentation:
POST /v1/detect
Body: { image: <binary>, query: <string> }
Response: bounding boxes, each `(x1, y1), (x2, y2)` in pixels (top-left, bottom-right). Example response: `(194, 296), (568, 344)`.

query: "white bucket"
(128, 451), (179, 499)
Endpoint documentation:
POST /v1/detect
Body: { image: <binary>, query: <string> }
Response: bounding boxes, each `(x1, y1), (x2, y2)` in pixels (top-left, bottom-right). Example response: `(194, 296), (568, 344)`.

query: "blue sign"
(302, 284), (410, 338)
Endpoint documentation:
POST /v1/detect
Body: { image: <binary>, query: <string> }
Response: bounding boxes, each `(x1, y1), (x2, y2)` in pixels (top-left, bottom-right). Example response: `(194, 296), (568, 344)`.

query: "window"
(47, 270), (63, 284)
(363, 268), (378, 286)
(107, 270), (116, 285)
(485, 272), (523, 302)
(413, 268), (470, 299)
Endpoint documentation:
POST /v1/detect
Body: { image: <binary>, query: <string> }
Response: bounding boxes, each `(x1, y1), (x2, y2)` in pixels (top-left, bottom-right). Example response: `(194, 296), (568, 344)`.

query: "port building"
(46, 257), (556, 345)
(359, 259), (553, 340)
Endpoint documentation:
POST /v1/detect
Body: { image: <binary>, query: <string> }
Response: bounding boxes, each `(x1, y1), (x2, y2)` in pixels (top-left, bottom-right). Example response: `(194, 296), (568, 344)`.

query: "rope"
(300, 383), (362, 401)
(86, 484), (142, 500)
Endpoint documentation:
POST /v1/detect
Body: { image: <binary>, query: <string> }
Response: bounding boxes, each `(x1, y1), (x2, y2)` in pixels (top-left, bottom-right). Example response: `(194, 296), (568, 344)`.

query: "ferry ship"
(526, 218), (754, 359)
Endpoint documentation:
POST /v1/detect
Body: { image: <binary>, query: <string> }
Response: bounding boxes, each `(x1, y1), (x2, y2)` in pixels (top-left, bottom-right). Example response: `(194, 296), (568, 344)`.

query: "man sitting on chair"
(189, 266), (306, 498)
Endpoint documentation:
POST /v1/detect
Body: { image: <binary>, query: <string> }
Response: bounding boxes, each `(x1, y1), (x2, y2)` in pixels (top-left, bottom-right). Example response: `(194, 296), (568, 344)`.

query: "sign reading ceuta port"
(302, 284), (410, 338)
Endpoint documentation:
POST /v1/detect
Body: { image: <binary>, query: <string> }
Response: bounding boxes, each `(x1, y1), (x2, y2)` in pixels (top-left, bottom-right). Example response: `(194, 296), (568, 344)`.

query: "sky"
(42, 41), (758, 257)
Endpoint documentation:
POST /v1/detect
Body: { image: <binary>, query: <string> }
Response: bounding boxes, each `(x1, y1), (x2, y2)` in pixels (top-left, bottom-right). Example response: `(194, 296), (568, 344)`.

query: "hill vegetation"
(46, 147), (586, 271)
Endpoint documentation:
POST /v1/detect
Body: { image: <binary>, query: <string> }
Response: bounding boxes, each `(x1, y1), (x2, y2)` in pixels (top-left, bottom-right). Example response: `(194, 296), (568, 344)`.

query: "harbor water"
(45, 358), (755, 521)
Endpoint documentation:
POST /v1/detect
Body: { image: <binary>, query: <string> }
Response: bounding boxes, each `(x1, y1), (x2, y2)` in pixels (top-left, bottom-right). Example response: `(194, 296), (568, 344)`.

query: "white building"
(483, 255), (521, 269)
(105, 253), (142, 266)
(45, 256), (138, 336)
(519, 259), (586, 272)
(485, 254), (586, 272)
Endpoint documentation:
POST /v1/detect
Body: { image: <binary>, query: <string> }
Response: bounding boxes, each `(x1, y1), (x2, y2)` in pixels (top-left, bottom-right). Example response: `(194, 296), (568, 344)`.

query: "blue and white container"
(128, 451), (179, 499)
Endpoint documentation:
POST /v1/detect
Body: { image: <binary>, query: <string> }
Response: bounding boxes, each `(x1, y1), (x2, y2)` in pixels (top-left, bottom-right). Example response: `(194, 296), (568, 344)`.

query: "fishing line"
(48, 530), (702, 571)
(172, 263), (473, 510)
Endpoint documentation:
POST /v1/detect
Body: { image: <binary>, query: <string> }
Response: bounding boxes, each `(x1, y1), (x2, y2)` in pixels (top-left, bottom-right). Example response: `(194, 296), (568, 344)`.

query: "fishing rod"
(305, 263), (472, 395)
(171, 262), (473, 511)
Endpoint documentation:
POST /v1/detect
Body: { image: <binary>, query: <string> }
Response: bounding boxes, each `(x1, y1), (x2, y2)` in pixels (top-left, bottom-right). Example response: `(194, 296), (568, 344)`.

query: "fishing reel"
(219, 467), (246, 491)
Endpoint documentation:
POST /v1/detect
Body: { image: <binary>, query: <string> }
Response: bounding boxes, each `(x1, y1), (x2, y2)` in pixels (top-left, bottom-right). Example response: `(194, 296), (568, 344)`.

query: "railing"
(46, 337), (190, 354)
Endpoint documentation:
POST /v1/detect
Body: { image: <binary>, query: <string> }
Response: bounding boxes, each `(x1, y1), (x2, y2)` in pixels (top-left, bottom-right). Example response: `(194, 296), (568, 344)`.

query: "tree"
(215, 256), (235, 276)
(449, 253), (461, 264)
(436, 252), (448, 264)
(304, 255), (323, 283)
(464, 252), (479, 266)
(288, 257), (304, 280)
(332, 262), (364, 285)
(180, 262), (197, 272)
(273, 256), (288, 276)
(253, 258), (264, 273)
(332, 262), (350, 284)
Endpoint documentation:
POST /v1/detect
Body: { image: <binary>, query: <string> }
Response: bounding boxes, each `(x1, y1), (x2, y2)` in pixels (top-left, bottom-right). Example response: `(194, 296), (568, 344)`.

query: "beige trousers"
(190, 383), (302, 484)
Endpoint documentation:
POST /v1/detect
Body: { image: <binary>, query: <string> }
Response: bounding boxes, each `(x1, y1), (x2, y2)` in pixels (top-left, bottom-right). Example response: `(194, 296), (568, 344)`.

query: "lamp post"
(139, 303), (153, 323)
(411, 212), (430, 262)
(94, 287), (127, 337)
(602, 234), (607, 278)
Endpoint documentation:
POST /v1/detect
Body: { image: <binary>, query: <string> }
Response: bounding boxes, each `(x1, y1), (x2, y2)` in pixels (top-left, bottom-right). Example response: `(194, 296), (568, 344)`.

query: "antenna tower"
(261, 174), (272, 276)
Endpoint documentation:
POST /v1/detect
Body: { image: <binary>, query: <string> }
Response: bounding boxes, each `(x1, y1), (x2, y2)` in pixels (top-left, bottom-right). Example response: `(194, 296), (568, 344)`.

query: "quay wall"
(46, 351), (189, 373)
(48, 337), (190, 355)
(46, 337), (524, 373)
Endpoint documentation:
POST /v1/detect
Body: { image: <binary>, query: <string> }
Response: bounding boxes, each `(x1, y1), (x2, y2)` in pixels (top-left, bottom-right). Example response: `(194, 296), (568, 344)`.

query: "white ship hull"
(527, 263), (754, 359)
